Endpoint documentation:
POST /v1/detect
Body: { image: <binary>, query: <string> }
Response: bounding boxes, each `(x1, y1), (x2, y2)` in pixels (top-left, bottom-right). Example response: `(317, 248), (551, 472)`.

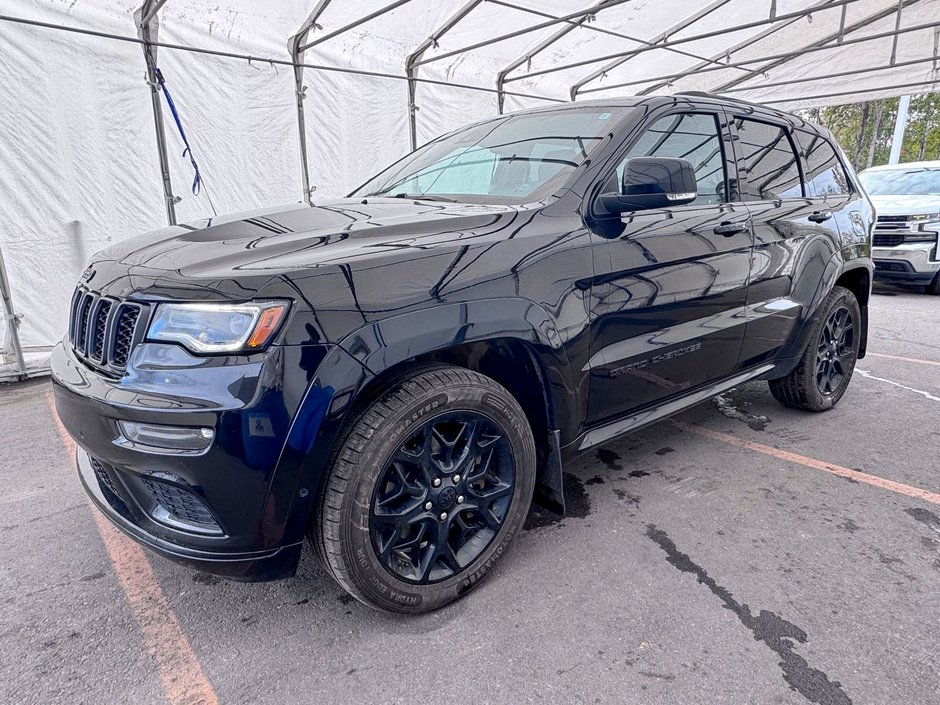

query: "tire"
(311, 365), (536, 614)
(927, 272), (940, 296)
(769, 285), (861, 412)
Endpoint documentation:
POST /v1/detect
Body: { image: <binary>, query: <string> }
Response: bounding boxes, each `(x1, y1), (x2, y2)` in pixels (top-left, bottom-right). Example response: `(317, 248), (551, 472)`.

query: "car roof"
(860, 160), (940, 173)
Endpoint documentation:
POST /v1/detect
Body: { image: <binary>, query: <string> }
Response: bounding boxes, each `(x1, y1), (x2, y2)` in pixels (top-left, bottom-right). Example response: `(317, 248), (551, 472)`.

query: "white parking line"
(855, 369), (940, 403)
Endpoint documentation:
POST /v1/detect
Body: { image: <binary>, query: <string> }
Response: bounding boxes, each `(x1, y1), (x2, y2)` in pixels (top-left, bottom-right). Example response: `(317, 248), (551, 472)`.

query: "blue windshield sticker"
(598, 112), (612, 120)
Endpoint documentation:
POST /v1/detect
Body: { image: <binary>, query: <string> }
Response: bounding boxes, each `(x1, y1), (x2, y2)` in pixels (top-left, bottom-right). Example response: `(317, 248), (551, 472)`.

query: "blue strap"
(146, 49), (204, 197)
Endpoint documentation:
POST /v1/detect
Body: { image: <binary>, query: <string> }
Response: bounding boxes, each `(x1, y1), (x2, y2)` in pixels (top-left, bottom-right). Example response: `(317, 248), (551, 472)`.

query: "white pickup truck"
(859, 161), (940, 294)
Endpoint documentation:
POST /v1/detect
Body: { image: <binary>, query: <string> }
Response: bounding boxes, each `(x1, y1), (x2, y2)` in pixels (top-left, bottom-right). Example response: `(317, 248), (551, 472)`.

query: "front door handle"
(809, 210), (833, 223)
(713, 221), (749, 236)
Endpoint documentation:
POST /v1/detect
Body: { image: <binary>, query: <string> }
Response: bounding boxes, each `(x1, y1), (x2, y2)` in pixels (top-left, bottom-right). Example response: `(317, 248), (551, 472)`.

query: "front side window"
(354, 108), (629, 204)
(795, 131), (851, 197)
(733, 118), (803, 200)
(616, 113), (727, 206)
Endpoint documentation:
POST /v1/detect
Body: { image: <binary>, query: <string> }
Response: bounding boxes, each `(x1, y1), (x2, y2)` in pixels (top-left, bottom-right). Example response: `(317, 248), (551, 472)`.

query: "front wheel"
(311, 365), (536, 613)
(769, 286), (861, 411)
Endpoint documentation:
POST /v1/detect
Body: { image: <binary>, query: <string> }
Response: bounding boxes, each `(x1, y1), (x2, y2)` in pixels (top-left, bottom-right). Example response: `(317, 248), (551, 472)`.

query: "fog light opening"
(116, 421), (215, 455)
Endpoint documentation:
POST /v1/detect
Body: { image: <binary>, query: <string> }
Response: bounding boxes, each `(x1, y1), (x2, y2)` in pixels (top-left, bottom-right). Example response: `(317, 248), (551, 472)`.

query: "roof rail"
(673, 90), (760, 107)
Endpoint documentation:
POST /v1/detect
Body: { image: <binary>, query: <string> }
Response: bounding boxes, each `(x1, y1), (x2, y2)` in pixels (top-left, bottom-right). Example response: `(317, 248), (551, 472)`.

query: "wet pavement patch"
(192, 572), (222, 586)
(596, 448), (623, 472)
(905, 507), (940, 536)
(714, 394), (770, 431)
(585, 475), (606, 485)
(525, 472), (591, 530)
(646, 524), (853, 705)
(655, 446), (675, 456)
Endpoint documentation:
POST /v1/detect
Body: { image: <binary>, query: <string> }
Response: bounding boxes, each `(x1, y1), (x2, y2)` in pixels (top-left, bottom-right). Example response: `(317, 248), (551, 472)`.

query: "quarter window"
(795, 130), (851, 197)
(617, 113), (727, 206)
(733, 119), (803, 200)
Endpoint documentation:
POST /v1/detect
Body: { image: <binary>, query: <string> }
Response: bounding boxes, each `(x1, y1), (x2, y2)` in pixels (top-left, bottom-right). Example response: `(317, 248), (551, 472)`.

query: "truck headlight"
(147, 301), (289, 354)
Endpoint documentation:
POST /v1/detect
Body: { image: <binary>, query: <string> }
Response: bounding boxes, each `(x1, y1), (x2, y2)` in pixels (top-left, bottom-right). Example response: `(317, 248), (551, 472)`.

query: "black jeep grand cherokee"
(53, 93), (873, 613)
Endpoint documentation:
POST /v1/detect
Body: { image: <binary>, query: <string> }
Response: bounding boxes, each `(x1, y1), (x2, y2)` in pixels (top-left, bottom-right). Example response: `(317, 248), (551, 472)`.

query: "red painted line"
(672, 420), (940, 506)
(45, 391), (220, 705)
(868, 352), (940, 367)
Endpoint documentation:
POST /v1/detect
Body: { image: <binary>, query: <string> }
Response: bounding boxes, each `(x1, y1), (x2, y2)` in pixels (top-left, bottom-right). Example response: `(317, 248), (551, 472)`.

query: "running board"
(576, 364), (775, 451)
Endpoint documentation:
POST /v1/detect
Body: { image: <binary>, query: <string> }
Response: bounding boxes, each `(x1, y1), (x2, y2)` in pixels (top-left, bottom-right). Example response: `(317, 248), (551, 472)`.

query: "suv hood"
(867, 193), (940, 216)
(101, 199), (520, 278)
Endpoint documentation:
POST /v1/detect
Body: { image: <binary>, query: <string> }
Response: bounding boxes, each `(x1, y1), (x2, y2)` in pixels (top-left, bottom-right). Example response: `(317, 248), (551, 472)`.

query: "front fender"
(338, 297), (581, 437)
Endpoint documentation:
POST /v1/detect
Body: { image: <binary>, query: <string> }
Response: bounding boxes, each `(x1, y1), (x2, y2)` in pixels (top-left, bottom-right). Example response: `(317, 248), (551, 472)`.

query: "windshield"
(353, 107), (628, 204)
(859, 166), (940, 196)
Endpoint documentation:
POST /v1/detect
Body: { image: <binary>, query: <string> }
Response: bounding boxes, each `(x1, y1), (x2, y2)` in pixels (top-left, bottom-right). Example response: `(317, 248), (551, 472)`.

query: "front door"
(585, 110), (753, 428)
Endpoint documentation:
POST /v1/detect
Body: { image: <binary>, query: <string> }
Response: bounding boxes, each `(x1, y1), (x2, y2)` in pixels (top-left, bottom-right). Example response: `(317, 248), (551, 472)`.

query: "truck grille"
(69, 288), (148, 373)
(873, 233), (905, 247)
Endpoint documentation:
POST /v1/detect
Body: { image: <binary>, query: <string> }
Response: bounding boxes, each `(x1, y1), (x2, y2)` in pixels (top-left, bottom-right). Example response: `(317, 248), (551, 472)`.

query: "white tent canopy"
(1, 0), (939, 378)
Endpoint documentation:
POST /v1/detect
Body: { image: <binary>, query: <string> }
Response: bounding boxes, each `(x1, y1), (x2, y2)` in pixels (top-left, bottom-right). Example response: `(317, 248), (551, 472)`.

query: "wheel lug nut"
(432, 478), (441, 487)
(424, 501), (433, 511)
(439, 512), (448, 520)
(452, 474), (461, 484)
(457, 495), (464, 504)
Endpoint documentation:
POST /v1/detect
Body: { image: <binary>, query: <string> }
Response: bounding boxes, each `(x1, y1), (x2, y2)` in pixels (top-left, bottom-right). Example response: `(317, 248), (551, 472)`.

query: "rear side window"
(618, 113), (727, 206)
(732, 118), (803, 200)
(795, 130), (852, 197)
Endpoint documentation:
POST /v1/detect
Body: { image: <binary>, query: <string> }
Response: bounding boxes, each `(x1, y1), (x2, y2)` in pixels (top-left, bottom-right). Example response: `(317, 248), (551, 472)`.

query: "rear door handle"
(713, 221), (749, 236)
(809, 210), (833, 223)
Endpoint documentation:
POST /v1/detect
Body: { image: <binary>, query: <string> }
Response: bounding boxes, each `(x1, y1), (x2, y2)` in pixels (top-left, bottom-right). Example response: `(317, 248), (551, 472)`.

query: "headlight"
(147, 301), (290, 354)
(908, 213), (940, 241)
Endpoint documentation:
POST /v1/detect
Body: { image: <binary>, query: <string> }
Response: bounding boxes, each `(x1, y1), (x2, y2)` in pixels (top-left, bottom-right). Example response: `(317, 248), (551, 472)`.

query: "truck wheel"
(769, 286), (861, 411)
(927, 272), (940, 295)
(311, 365), (536, 613)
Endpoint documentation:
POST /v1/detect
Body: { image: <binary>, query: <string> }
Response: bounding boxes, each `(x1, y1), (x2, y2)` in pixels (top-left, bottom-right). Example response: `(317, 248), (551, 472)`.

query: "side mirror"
(598, 156), (698, 215)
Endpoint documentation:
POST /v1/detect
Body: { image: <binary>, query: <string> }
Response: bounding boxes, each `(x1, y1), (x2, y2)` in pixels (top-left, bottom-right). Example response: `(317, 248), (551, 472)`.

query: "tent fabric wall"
(0, 0), (938, 375)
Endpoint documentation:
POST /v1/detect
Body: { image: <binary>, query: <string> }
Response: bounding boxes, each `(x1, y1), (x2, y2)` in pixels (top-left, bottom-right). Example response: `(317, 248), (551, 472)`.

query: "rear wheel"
(769, 286), (861, 411)
(311, 365), (536, 613)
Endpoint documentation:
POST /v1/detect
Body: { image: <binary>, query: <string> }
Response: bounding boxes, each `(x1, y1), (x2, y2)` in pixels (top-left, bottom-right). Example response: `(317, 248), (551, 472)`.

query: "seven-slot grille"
(69, 288), (148, 373)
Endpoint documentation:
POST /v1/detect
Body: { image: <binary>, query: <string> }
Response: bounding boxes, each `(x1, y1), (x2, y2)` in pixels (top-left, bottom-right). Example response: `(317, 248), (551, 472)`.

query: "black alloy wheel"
(815, 305), (855, 397)
(769, 285), (861, 412)
(370, 412), (516, 584)
(311, 365), (536, 613)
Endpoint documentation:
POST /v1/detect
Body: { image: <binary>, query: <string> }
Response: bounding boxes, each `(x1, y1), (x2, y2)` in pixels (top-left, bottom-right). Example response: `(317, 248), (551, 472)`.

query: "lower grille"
(144, 478), (221, 533)
(90, 458), (131, 516)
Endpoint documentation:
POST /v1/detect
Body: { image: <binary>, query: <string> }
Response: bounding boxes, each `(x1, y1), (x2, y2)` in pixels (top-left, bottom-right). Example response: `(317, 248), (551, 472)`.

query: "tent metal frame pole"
(406, 0), (484, 151)
(573, 18), (937, 96)
(412, 0), (636, 68)
(712, 0), (921, 93)
(140, 0), (169, 28)
(298, 0), (413, 53)
(721, 54), (940, 94)
(768, 78), (940, 105)
(496, 0), (619, 113)
(289, 0), (333, 205)
(136, 1), (177, 226)
(570, 0), (734, 99)
(489, 0), (747, 80)
(0, 244), (27, 381)
(504, 0), (866, 83)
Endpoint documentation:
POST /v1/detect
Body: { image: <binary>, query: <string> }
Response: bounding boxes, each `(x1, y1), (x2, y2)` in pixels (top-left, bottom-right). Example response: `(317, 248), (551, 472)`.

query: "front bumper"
(872, 242), (940, 284)
(52, 338), (331, 580)
(77, 448), (303, 579)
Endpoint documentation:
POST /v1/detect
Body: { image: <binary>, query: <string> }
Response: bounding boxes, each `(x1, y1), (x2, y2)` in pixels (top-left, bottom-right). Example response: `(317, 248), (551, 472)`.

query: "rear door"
(726, 114), (829, 367)
(585, 109), (753, 427)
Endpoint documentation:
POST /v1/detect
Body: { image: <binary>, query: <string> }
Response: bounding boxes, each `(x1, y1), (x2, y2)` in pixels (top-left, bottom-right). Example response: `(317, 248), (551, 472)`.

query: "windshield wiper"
(387, 193), (459, 203)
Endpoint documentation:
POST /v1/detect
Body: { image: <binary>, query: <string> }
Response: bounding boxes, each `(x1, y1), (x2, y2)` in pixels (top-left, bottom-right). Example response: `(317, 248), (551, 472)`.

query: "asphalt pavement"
(2, 283), (939, 705)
